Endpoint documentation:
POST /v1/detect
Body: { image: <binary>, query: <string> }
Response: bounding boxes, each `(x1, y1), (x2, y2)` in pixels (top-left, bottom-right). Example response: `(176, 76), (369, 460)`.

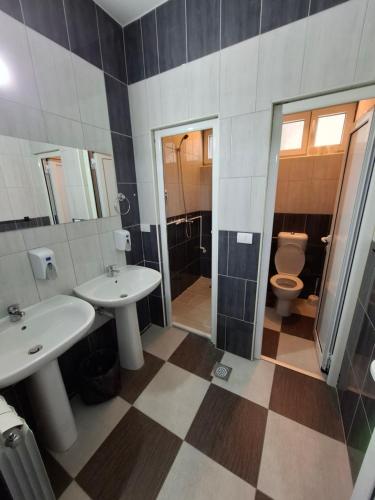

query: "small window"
(314, 113), (346, 147)
(280, 112), (310, 157)
(203, 129), (213, 165)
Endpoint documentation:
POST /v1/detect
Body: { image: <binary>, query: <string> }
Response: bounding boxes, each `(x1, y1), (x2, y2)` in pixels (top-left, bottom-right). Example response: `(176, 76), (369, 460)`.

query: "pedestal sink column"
(115, 303), (144, 370)
(27, 359), (77, 452)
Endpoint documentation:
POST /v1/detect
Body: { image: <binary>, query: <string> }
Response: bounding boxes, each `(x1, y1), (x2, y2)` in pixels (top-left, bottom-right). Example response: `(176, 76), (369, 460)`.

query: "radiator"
(0, 396), (55, 500)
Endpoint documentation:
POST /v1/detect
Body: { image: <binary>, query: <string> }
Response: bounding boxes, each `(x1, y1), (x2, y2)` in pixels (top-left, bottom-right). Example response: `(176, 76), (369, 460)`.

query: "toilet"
(270, 232), (308, 317)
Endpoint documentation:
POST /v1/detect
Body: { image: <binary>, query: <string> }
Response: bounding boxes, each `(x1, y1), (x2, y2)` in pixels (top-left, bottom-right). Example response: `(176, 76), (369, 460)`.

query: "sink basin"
(74, 265), (162, 370)
(0, 295), (95, 388)
(74, 265), (161, 308)
(0, 295), (95, 453)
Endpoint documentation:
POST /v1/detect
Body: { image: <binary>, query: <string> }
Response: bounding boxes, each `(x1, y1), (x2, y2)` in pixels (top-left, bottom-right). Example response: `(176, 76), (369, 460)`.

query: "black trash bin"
(79, 349), (121, 405)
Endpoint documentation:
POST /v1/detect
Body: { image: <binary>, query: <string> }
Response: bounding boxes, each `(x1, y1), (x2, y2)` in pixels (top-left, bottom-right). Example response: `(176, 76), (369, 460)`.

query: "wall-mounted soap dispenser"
(114, 230), (131, 252)
(28, 248), (57, 280)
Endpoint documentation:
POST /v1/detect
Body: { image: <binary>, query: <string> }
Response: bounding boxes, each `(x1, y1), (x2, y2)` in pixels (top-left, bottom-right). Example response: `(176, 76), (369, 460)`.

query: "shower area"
(162, 130), (213, 335)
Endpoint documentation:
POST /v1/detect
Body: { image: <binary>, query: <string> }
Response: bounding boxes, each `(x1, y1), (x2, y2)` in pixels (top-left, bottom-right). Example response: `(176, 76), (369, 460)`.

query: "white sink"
(0, 295), (95, 453)
(74, 265), (162, 370)
(74, 265), (161, 308)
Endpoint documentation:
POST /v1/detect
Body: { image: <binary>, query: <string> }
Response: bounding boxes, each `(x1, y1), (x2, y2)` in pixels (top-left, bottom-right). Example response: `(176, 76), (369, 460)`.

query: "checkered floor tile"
(43, 326), (352, 500)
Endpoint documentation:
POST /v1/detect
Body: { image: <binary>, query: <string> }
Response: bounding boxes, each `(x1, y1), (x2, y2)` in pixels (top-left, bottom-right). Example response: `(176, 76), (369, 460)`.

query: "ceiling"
(95, 0), (163, 26)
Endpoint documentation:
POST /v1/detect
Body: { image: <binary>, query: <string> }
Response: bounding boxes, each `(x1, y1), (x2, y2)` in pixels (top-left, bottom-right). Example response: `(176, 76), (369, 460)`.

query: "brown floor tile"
(41, 450), (72, 498)
(269, 365), (344, 442)
(261, 328), (280, 359)
(77, 407), (182, 500)
(119, 351), (164, 403)
(169, 333), (224, 381)
(281, 314), (315, 340)
(255, 490), (273, 500)
(186, 385), (268, 486)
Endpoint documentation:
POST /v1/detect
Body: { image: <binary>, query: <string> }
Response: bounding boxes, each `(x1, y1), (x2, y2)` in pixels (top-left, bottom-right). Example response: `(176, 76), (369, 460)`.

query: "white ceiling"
(95, 0), (163, 26)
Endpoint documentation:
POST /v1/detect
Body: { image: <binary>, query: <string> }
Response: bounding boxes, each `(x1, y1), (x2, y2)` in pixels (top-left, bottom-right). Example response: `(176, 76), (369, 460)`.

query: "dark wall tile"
(244, 280), (257, 323)
(149, 295), (165, 326)
(118, 183), (140, 228)
(143, 225), (159, 262)
(125, 225), (144, 264)
(157, 0), (186, 72)
(123, 20), (144, 84)
(137, 296), (151, 332)
(218, 231), (228, 275)
(225, 317), (253, 359)
(112, 133), (136, 183)
(64, 0), (101, 68)
(187, 0), (220, 62)
(362, 346), (375, 431)
(105, 75), (132, 136)
(338, 352), (360, 438)
(216, 314), (226, 350)
(144, 261), (162, 297)
(141, 10), (159, 78)
(221, 0), (260, 49)
(0, 0), (22, 21)
(218, 275), (245, 319)
(261, 0), (309, 33)
(283, 214), (306, 233)
(227, 232), (260, 281)
(347, 398), (372, 482)
(272, 213), (284, 236)
(21, 0), (69, 48)
(97, 6), (126, 82)
(309, 0), (347, 15)
(305, 214), (332, 244)
(359, 244), (375, 327)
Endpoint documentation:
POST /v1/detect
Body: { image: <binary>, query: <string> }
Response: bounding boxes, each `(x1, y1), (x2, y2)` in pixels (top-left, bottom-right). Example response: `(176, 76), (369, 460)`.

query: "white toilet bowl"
(270, 273), (303, 316)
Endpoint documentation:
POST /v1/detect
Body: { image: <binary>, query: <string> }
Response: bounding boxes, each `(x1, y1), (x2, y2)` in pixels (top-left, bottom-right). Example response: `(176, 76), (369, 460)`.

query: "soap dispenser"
(28, 247), (57, 280)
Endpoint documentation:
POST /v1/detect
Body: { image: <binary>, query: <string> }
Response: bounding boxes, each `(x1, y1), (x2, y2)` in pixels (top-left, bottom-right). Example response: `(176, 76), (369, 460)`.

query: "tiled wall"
(217, 231), (260, 358)
(268, 213), (332, 301)
(338, 241), (375, 482)
(127, 0), (374, 359)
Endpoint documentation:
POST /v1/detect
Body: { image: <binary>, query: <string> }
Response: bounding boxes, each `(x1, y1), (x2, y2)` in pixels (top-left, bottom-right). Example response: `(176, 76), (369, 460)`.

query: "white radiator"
(0, 396), (55, 500)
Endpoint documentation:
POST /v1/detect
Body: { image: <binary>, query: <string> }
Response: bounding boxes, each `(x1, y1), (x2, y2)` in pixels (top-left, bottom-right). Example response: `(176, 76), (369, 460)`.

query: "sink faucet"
(106, 264), (120, 277)
(7, 304), (25, 322)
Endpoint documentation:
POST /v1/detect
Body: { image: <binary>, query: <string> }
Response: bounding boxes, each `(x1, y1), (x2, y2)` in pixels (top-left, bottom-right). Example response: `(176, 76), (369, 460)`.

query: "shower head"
(176, 134), (189, 150)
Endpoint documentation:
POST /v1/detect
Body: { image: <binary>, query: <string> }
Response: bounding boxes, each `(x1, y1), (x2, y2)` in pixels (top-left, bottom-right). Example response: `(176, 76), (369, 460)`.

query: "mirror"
(0, 134), (117, 232)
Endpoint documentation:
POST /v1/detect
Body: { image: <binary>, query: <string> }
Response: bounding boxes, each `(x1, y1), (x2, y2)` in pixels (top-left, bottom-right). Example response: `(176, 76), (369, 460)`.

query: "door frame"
(154, 118), (219, 343)
(254, 83), (375, 386)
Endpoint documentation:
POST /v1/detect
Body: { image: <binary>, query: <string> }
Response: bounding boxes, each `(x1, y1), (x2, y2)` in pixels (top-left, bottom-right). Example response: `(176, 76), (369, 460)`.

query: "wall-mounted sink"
(74, 265), (162, 370)
(0, 295), (95, 452)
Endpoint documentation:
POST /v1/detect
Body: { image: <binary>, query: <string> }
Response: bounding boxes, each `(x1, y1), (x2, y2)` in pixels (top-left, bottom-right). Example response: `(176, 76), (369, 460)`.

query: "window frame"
(279, 111), (311, 157)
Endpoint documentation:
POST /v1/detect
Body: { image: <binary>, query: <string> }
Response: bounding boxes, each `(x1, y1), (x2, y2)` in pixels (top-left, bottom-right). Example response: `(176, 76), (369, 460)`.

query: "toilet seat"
(270, 273), (303, 291)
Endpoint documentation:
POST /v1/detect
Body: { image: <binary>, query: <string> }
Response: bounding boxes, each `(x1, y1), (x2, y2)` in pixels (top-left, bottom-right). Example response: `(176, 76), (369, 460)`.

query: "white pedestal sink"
(0, 295), (95, 452)
(74, 265), (162, 370)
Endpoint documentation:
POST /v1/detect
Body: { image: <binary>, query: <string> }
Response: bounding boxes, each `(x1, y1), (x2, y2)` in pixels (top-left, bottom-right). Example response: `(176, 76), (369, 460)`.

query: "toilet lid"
(275, 244), (305, 276)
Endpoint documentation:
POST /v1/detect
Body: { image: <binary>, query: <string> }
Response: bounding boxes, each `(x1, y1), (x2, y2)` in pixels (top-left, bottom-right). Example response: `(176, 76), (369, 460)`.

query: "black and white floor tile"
(43, 325), (352, 500)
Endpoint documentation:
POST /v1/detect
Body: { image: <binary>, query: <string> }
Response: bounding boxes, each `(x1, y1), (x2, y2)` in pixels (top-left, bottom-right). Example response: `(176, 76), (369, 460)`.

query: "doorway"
(260, 98), (375, 378)
(155, 119), (219, 340)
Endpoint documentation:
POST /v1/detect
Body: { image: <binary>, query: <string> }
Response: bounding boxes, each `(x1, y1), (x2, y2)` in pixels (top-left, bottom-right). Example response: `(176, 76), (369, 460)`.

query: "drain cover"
(120, 294), (128, 298)
(213, 362), (232, 381)
(28, 345), (43, 355)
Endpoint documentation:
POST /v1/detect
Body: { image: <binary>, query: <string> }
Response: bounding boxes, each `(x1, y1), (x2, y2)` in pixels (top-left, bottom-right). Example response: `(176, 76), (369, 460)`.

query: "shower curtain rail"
(166, 215), (207, 253)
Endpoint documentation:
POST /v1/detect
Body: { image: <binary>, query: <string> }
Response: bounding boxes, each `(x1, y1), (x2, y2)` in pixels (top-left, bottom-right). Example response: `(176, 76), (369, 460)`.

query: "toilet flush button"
(237, 232), (253, 244)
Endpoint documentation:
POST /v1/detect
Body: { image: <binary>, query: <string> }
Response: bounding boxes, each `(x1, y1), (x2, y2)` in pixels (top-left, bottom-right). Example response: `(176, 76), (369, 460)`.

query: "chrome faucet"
(7, 304), (25, 322)
(106, 264), (120, 277)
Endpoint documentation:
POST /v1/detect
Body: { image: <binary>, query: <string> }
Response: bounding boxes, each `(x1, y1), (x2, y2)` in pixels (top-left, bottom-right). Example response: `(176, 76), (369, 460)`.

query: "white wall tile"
(355, 0), (375, 83)
(218, 177), (252, 232)
(146, 75), (163, 129)
(128, 80), (149, 137)
(133, 135), (154, 183)
(44, 113), (84, 149)
(160, 65), (188, 126)
(187, 52), (219, 119)
(22, 224), (67, 249)
(0, 230), (25, 257)
(138, 181), (157, 225)
(0, 252), (39, 318)
(256, 19), (306, 111)
(249, 176), (267, 233)
(220, 37), (258, 118)
(0, 11), (41, 108)
(96, 215), (121, 234)
(301, 0), (367, 94)
(72, 55), (110, 129)
(34, 241), (76, 300)
(82, 124), (112, 155)
(220, 111), (271, 178)
(28, 28), (80, 120)
(69, 234), (103, 285)
(0, 98), (47, 143)
(0, 188), (13, 220)
(65, 220), (98, 240)
(99, 231), (126, 268)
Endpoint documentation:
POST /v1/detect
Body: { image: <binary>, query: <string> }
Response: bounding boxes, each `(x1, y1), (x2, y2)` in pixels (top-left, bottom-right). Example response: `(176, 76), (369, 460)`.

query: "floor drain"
(213, 362), (232, 381)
